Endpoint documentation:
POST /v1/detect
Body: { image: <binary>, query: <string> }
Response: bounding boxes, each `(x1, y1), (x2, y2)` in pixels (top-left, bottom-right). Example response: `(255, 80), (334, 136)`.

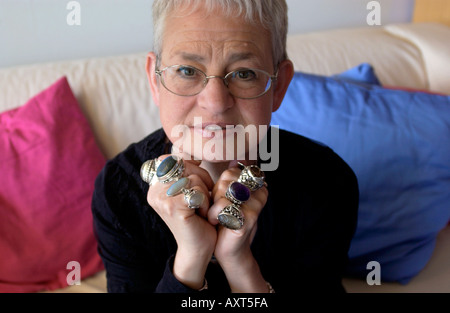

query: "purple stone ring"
(225, 181), (251, 205)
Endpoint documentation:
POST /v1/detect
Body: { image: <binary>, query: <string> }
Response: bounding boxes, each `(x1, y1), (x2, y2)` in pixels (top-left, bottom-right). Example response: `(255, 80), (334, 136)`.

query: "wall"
(0, 0), (415, 68)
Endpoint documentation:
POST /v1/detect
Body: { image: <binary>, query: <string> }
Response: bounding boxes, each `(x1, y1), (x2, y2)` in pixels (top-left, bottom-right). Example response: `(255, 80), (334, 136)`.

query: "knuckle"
(219, 168), (240, 181)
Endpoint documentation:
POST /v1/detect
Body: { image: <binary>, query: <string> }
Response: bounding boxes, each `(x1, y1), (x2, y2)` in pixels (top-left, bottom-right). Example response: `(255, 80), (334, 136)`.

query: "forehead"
(161, 6), (272, 66)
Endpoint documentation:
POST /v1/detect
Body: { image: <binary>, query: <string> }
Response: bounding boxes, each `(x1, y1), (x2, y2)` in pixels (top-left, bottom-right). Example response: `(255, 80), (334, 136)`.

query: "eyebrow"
(174, 51), (259, 66)
(176, 52), (206, 64)
(227, 52), (259, 65)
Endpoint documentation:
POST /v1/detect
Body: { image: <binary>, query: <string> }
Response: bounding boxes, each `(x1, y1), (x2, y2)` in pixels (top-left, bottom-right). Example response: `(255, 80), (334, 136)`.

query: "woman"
(92, 0), (358, 293)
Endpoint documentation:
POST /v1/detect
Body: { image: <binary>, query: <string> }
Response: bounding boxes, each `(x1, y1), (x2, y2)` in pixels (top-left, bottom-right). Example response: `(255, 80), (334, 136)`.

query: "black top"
(91, 128), (359, 293)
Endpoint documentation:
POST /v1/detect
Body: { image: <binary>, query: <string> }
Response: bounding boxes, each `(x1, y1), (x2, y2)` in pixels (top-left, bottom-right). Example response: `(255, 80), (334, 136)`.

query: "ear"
(272, 59), (294, 112)
(146, 52), (160, 107)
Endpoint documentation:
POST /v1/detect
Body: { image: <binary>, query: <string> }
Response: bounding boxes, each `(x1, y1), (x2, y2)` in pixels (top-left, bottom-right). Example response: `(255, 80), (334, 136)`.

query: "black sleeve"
(155, 255), (204, 293)
(254, 130), (359, 293)
(293, 146), (359, 293)
(92, 150), (196, 293)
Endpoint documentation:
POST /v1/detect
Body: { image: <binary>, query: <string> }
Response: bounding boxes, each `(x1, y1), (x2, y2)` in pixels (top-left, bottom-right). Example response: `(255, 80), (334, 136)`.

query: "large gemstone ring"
(237, 163), (266, 191)
(225, 181), (250, 205)
(182, 188), (205, 209)
(157, 155), (184, 184)
(217, 204), (245, 230)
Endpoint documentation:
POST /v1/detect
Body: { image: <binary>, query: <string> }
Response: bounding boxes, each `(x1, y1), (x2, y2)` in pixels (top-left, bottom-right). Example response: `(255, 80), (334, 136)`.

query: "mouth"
(191, 123), (234, 138)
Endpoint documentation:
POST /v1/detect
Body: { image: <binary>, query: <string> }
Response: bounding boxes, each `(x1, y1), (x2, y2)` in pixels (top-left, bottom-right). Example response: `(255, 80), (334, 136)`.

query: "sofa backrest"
(1, 24), (448, 159)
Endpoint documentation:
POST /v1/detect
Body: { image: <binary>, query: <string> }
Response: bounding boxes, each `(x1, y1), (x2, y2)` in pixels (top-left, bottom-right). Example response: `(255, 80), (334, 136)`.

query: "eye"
(233, 69), (257, 80)
(176, 66), (197, 77)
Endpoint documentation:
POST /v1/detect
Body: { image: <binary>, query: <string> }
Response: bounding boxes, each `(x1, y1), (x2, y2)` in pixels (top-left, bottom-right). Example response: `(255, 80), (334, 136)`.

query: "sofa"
(0, 22), (449, 293)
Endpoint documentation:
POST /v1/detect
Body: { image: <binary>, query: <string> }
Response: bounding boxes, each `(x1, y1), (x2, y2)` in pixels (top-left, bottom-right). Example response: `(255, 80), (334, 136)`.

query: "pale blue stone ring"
(166, 177), (190, 196)
(166, 177), (205, 209)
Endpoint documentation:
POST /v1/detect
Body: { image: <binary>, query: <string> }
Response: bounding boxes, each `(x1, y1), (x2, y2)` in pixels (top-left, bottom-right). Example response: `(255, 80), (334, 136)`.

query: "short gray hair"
(152, 0), (288, 68)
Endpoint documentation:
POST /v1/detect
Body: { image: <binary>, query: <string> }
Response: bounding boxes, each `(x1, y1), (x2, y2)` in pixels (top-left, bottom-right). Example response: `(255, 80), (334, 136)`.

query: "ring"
(217, 204), (245, 230)
(182, 188), (205, 209)
(166, 177), (204, 209)
(140, 158), (161, 186)
(237, 163), (266, 191)
(225, 181), (250, 205)
(166, 177), (190, 197)
(157, 155), (184, 184)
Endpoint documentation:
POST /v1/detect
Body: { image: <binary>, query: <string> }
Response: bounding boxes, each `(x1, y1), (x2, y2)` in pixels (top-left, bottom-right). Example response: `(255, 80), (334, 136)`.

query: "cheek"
(159, 94), (193, 127)
(239, 99), (273, 127)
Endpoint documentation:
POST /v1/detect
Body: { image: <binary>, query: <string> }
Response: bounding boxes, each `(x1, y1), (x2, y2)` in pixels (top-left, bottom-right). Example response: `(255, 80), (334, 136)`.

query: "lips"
(192, 122), (234, 138)
(204, 124), (223, 132)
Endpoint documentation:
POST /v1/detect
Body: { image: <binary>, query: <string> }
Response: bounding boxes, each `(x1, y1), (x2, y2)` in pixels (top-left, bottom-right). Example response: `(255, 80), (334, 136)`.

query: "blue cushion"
(271, 65), (450, 284)
(331, 62), (381, 86)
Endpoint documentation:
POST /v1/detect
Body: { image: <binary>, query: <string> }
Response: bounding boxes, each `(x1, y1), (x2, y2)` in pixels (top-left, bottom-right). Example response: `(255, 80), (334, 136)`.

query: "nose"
(197, 76), (234, 114)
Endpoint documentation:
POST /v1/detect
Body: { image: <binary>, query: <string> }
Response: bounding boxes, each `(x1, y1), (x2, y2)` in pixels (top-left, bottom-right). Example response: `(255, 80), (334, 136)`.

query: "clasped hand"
(146, 155), (268, 291)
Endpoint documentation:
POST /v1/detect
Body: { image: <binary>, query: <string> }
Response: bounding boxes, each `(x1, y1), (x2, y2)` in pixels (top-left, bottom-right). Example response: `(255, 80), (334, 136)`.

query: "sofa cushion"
(286, 27), (427, 90)
(0, 77), (105, 292)
(271, 65), (450, 284)
(385, 23), (450, 95)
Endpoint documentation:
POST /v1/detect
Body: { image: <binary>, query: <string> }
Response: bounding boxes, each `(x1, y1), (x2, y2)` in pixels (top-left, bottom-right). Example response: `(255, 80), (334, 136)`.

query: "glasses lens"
(160, 65), (205, 96)
(227, 69), (272, 99)
(158, 66), (274, 99)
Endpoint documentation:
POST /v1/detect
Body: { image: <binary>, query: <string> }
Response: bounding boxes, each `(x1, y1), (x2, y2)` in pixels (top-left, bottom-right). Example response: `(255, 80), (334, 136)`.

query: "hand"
(207, 164), (269, 292)
(147, 155), (216, 289)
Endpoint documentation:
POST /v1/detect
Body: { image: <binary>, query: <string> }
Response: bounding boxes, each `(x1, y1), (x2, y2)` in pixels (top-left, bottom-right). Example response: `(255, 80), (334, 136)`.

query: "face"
(147, 6), (293, 163)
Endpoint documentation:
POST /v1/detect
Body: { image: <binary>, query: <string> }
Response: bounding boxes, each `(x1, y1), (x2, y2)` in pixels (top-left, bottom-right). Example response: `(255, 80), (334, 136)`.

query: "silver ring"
(166, 177), (190, 197)
(157, 155), (184, 184)
(140, 158), (161, 186)
(166, 177), (204, 209)
(217, 203), (244, 230)
(225, 181), (250, 205)
(182, 188), (205, 209)
(237, 163), (266, 191)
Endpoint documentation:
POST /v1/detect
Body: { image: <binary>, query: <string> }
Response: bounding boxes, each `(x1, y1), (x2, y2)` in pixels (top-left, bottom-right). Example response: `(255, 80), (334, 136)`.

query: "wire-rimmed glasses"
(155, 65), (277, 99)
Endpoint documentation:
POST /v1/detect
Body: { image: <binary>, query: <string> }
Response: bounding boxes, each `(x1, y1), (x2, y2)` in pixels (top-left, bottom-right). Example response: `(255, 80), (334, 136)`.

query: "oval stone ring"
(166, 177), (205, 209)
(217, 203), (245, 230)
(156, 155), (185, 184)
(225, 181), (250, 205)
(183, 189), (205, 209)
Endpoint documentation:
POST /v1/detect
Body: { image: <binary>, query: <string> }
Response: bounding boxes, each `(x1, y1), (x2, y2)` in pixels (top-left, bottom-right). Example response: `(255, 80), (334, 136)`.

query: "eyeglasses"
(155, 65), (277, 99)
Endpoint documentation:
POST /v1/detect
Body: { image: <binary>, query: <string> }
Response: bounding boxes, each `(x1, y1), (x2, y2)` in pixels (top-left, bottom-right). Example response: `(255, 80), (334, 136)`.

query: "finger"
(155, 154), (214, 190)
(184, 175), (212, 218)
(211, 179), (229, 203)
(209, 198), (259, 234)
(248, 185), (269, 209)
(211, 168), (241, 201)
(207, 197), (232, 226)
(209, 183), (268, 226)
(184, 160), (215, 190)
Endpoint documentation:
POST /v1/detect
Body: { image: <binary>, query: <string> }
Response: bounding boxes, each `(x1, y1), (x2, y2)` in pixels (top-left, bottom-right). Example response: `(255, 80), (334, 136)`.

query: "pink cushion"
(0, 77), (105, 292)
